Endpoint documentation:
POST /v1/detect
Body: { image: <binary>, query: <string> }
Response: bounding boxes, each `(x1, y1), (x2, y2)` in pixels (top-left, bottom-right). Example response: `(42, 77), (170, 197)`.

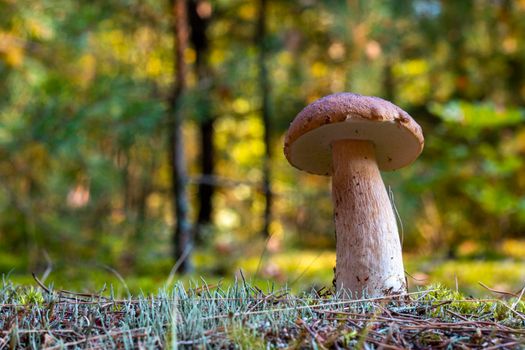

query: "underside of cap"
(287, 118), (423, 175)
(284, 93), (424, 175)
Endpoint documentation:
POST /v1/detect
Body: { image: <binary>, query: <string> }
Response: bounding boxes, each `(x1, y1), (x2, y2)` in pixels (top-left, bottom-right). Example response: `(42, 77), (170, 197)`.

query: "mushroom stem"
(331, 139), (406, 297)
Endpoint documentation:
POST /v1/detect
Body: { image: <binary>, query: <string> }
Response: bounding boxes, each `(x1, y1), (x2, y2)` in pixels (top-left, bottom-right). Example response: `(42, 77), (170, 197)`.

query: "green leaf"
(430, 101), (524, 128)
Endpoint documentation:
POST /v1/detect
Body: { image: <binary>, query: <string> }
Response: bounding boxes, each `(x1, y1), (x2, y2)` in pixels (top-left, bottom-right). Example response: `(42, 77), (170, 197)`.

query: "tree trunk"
(188, 0), (215, 241)
(383, 57), (394, 101)
(197, 118), (214, 228)
(169, 0), (192, 273)
(441, 1), (472, 100)
(256, 0), (272, 238)
(134, 154), (156, 247)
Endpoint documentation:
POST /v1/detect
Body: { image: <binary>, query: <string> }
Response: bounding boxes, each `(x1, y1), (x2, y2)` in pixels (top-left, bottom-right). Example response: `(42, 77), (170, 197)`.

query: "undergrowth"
(0, 276), (524, 349)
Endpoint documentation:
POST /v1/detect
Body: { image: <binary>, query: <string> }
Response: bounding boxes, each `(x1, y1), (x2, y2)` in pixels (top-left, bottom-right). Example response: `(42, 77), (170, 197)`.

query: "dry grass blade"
(1, 279), (524, 349)
(479, 282), (520, 298)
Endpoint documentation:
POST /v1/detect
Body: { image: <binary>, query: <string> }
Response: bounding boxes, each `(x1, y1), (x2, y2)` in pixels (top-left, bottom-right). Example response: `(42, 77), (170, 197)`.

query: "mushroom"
(284, 93), (424, 297)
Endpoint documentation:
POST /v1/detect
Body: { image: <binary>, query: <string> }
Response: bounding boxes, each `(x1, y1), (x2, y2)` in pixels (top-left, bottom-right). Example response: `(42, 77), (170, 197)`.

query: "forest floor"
(1, 241), (524, 348)
(3, 242), (525, 297)
(1, 277), (524, 349)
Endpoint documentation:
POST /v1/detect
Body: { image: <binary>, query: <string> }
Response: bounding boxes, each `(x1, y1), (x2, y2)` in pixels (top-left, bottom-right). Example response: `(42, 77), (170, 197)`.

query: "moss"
(0, 281), (523, 348)
(17, 286), (44, 306)
(229, 324), (266, 349)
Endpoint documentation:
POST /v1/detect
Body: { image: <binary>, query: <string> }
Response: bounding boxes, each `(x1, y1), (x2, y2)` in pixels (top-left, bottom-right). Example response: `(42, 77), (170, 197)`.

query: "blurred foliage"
(1, 0), (525, 289)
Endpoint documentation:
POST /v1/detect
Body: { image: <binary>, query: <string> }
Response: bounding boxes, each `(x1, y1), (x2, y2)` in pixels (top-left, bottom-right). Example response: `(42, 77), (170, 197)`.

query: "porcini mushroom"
(284, 93), (424, 297)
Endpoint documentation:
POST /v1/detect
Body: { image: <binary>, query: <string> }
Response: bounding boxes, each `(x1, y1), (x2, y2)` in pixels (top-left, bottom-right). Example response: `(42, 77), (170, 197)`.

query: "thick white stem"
(332, 139), (406, 297)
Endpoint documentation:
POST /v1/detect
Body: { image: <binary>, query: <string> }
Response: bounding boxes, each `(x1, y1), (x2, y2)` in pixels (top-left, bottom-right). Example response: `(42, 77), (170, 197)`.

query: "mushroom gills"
(290, 119), (421, 175)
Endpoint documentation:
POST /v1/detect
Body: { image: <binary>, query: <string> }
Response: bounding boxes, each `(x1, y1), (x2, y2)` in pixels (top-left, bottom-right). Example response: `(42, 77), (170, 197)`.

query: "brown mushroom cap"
(284, 93), (424, 175)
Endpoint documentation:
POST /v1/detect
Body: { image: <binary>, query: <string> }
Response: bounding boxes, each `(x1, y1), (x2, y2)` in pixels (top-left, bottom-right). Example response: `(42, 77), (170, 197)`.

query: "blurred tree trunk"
(441, 1), (472, 259)
(169, 0), (192, 273)
(441, 1), (472, 101)
(196, 119), (214, 231)
(496, 0), (524, 106)
(256, 0), (273, 238)
(188, 0), (215, 243)
(383, 57), (394, 101)
(133, 155), (156, 247)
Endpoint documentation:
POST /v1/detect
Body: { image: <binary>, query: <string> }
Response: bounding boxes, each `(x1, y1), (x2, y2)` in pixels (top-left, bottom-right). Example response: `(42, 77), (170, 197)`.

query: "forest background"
(1, 0), (524, 296)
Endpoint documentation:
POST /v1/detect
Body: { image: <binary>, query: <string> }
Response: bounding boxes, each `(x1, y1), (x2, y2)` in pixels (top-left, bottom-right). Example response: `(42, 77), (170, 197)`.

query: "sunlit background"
(1, 0), (524, 296)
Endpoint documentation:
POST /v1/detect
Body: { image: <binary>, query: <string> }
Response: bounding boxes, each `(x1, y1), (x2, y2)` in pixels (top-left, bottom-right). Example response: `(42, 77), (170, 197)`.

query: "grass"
(2, 246), (525, 297)
(0, 277), (524, 349)
(1, 241), (524, 347)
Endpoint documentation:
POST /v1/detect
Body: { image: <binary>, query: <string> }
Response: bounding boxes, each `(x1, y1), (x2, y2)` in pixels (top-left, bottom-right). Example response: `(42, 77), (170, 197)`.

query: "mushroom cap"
(284, 93), (424, 175)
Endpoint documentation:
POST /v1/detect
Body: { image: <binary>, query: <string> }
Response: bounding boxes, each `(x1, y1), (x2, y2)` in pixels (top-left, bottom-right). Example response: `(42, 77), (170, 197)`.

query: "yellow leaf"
(310, 62), (327, 78)
(27, 18), (54, 40)
(4, 46), (24, 67)
(238, 4), (256, 20)
(232, 98), (251, 114)
(184, 47), (196, 64)
(146, 56), (162, 77)
(76, 54), (96, 88)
